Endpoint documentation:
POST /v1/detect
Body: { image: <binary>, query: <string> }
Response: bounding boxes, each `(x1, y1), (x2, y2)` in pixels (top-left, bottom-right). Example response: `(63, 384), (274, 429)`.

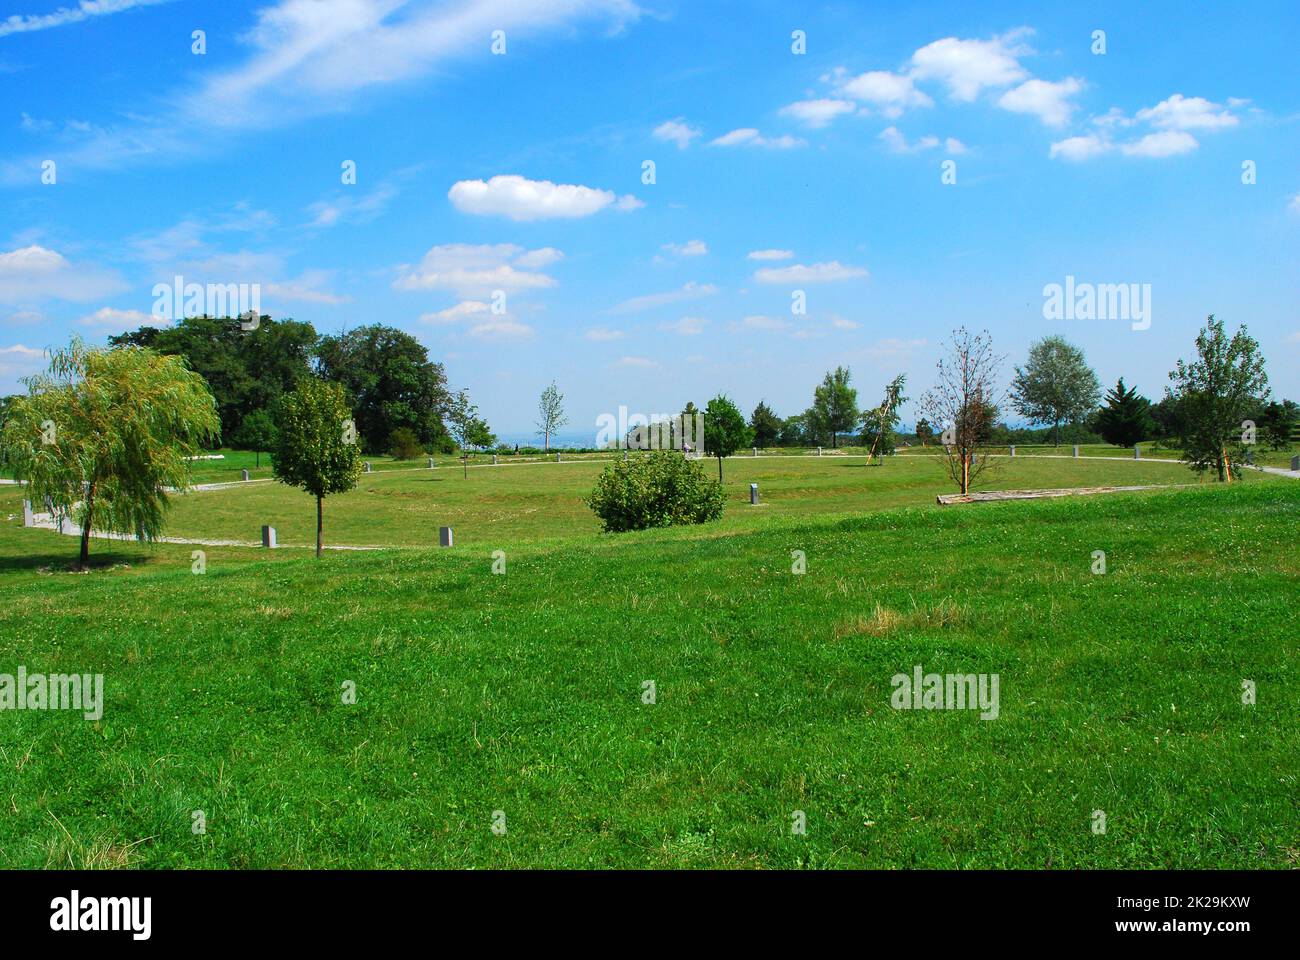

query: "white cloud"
(0, 0), (174, 39)
(394, 243), (560, 297)
(449, 174), (633, 221)
(264, 270), (349, 304)
(1119, 130), (1198, 158)
(779, 98), (857, 128)
(830, 315), (860, 330)
(614, 194), (645, 212)
(653, 117), (701, 149)
(421, 301), (490, 324)
(1136, 94), (1239, 131)
(747, 249), (794, 261)
(78, 306), (155, 329)
(754, 261), (868, 284)
(661, 239), (707, 257)
(864, 337), (928, 361)
(514, 247), (564, 269)
(307, 182), (399, 227)
(0, 244), (126, 303)
(833, 70), (933, 117)
(879, 126), (939, 154)
(1050, 134), (1112, 161)
(997, 77), (1084, 127)
(709, 128), (805, 149)
(608, 281), (718, 314)
(584, 326), (624, 341)
(467, 319), (533, 341)
(909, 30), (1031, 102)
(732, 315), (787, 332)
(613, 356), (658, 368)
(1289, 193), (1300, 215)
(944, 137), (967, 155)
(660, 316), (705, 335)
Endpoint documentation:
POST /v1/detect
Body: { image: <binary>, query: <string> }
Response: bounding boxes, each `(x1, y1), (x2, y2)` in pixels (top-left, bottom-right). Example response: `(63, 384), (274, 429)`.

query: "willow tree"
(0, 338), (220, 570)
(271, 379), (362, 557)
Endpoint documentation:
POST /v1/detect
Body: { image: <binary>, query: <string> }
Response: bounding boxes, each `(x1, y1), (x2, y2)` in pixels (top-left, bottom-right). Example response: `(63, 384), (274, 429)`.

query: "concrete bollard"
(428, 457), (435, 468)
(750, 483), (759, 505)
(242, 469), (250, 481)
(1073, 445), (1079, 458)
(261, 525), (277, 548)
(556, 452), (562, 462)
(752, 447), (757, 457)
(1009, 445), (1016, 457)
(623, 450), (629, 461)
(817, 447), (822, 456)
(439, 526), (454, 547)
(1291, 455), (1299, 472)
(1134, 446), (1141, 460)
(492, 454), (498, 465)
(22, 500), (33, 527)
(364, 462), (372, 473)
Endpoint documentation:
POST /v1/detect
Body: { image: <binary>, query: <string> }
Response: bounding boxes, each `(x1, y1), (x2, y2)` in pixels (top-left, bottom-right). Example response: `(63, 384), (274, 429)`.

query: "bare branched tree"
(920, 328), (1005, 495)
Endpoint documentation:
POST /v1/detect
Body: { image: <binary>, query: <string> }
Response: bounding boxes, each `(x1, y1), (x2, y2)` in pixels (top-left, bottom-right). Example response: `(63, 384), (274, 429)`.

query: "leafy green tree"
(862, 374), (908, 460)
(1256, 400), (1298, 450)
(1, 339), (219, 570)
(315, 325), (451, 455)
(587, 451), (724, 532)
(703, 393), (751, 481)
(1095, 378), (1154, 448)
(1168, 316), (1269, 482)
(914, 418), (934, 446)
(271, 379), (363, 557)
(233, 407), (278, 467)
(535, 381), (569, 452)
(812, 366), (858, 448)
(110, 314), (315, 444)
(1009, 336), (1101, 445)
(777, 413), (808, 447)
(447, 390), (495, 478)
(749, 400), (781, 449)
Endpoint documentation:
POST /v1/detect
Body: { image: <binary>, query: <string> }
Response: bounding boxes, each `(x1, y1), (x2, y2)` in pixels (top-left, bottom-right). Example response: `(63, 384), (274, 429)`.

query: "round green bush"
(587, 452), (725, 532)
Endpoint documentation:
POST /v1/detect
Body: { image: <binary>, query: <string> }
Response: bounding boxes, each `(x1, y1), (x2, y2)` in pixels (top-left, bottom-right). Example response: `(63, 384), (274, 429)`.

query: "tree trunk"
(255, 450), (260, 468)
(961, 452), (970, 495)
(77, 481), (97, 571)
(316, 495), (323, 558)
(717, 456), (723, 482)
(544, 430), (549, 452)
(1053, 419), (1060, 447)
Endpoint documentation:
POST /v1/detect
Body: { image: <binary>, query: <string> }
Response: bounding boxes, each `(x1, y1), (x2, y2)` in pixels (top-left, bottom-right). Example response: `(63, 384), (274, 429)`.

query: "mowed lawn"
(164, 452), (1234, 549)
(0, 456), (1295, 869)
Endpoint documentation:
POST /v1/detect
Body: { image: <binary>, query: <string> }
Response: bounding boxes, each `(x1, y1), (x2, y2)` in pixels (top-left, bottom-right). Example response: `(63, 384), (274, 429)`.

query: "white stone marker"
(752, 447), (757, 457)
(1134, 446), (1141, 460)
(261, 525), (277, 548)
(817, 447), (822, 456)
(1073, 445), (1080, 458)
(556, 452), (562, 462)
(1291, 455), (1299, 472)
(1009, 445), (1016, 457)
(428, 457), (435, 468)
(439, 526), (454, 547)
(22, 500), (34, 527)
(750, 483), (759, 505)
(242, 469), (250, 481)
(364, 462), (372, 473)
(492, 454), (498, 465)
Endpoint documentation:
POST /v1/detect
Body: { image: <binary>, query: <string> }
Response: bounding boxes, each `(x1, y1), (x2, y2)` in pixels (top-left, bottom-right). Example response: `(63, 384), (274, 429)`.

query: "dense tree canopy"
(1096, 378), (1155, 448)
(812, 366), (858, 448)
(1009, 336), (1100, 445)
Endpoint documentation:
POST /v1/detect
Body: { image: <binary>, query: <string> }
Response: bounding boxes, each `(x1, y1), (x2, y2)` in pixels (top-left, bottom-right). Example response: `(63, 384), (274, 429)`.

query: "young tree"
(920, 328), (1005, 495)
(233, 407), (278, 468)
(1168, 315), (1269, 482)
(1257, 400), (1297, 451)
(1009, 336), (1100, 446)
(271, 379), (362, 557)
(812, 366), (858, 448)
(914, 418), (934, 446)
(1, 339), (220, 570)
(749, 400), (781, 449)
(447, 390), (495, 478)
(862, 374), (908, 461)
(703, 394), (751, 481)
(1095, 378), (1154, 448)
(535, 381), (569, 452)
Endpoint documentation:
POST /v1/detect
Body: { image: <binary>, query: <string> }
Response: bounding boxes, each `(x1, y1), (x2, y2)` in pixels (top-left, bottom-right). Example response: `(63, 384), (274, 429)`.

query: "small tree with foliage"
(812, 366), (858, 448)
(587, 451), (724, 532)
(703, 394), (751, 481)
(914, 418), (934, 446)
(1167, 315), (1269, 482)
(447, 389), (495, 478)
(272, 379), (362, 557)
(1009, 336), (1100, 446)
(749, 401), (781, 449)
(862, 374), (908, 461)
(920, 328), (1004, 495)
(1096, 378), (1154, 448)
(535, 381), (569, 452)
(234, 407), (278, 468)
(388, 426), (424, 460)
(1, 339), (219, 570)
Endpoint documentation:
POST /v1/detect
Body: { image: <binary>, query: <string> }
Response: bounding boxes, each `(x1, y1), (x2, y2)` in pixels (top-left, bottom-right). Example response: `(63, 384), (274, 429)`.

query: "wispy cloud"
(0, 0), (174, 40)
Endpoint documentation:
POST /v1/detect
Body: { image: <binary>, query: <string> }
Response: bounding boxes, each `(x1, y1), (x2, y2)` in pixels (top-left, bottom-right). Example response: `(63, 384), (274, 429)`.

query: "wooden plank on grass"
(936, 484), (1173, 506)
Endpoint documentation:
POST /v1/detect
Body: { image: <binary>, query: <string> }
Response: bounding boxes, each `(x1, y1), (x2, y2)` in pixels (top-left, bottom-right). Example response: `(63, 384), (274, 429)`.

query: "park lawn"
(0, 460), (1295, 870)
(155, 452), (1240, 550)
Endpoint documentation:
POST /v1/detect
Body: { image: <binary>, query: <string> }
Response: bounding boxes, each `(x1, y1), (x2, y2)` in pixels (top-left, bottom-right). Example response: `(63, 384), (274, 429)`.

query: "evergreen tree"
(1096, 378), (1155, 448)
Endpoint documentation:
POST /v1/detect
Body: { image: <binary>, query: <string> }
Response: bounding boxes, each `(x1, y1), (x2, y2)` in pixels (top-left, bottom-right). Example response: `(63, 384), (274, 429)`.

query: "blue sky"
(2, 0), (1297, 438)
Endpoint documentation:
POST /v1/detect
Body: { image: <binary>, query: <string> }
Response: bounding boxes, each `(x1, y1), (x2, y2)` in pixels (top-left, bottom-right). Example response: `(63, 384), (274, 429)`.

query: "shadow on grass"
(0, 547), (164, 575)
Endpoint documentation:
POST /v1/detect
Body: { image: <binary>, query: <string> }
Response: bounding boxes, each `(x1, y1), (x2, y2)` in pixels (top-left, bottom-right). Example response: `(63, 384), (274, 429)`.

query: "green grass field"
(0, 454), (1295, 869)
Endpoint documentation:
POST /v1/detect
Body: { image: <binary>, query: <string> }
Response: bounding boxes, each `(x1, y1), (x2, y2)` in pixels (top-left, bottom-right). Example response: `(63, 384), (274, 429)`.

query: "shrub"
(388, 427), (425, 461)
(587, 452), (725, 532)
